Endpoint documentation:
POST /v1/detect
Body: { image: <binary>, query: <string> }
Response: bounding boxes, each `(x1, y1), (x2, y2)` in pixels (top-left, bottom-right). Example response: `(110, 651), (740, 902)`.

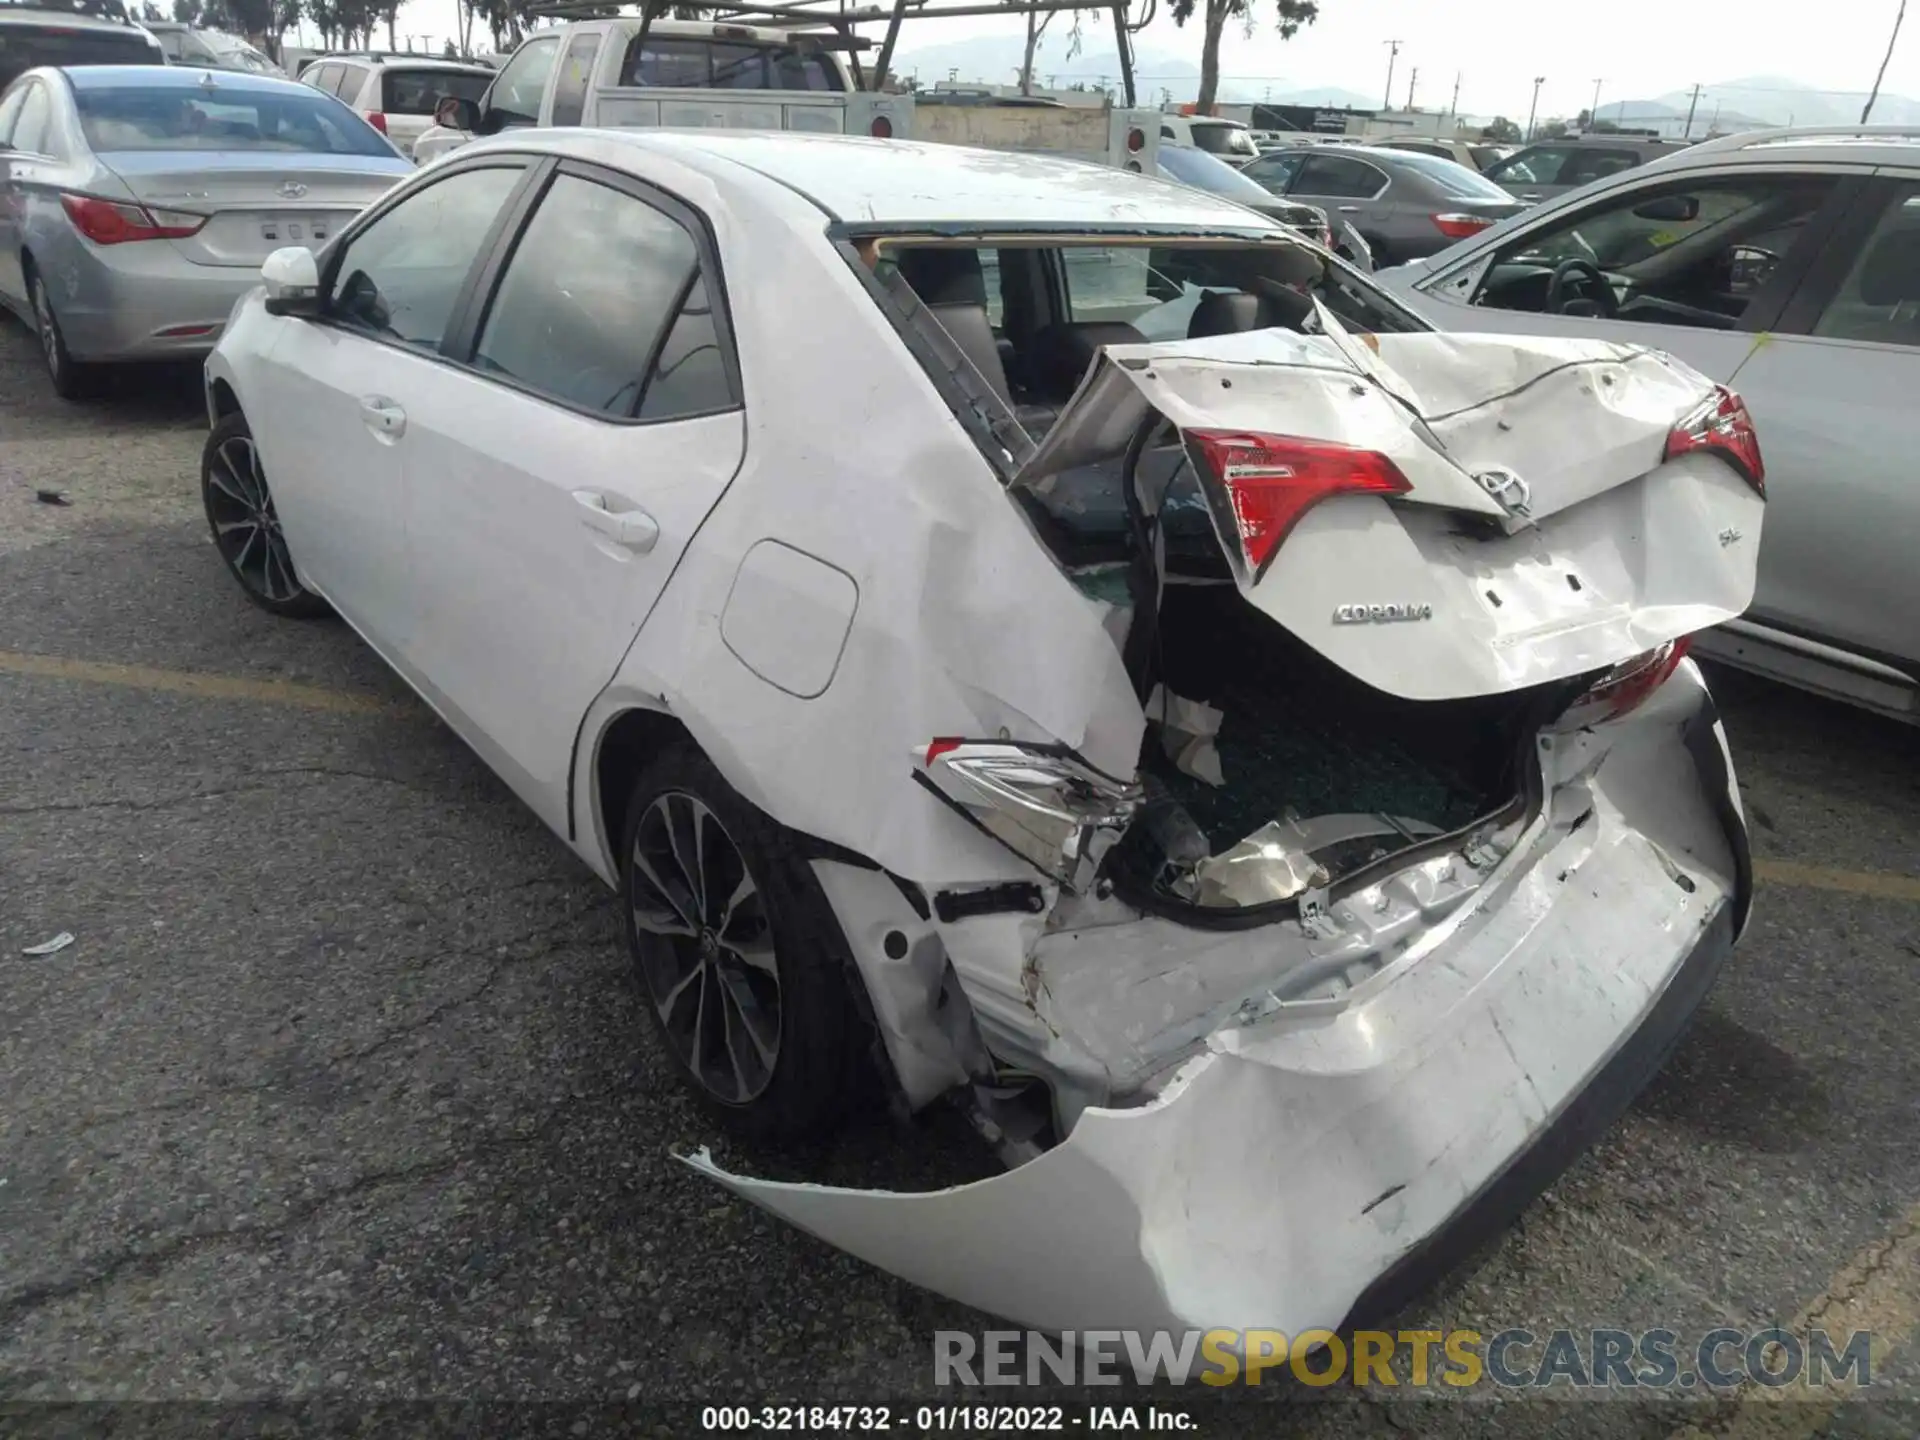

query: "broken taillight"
(1664, 385), (1765, 496)
(916, 741), (1142, 893)
(1184, 431), (1413, 582)
(1558, 636), (1694, 729)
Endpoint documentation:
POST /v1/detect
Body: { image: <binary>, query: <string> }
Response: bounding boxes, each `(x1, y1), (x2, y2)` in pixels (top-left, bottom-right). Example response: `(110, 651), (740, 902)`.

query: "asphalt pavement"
(3, 315), (1920, 1436)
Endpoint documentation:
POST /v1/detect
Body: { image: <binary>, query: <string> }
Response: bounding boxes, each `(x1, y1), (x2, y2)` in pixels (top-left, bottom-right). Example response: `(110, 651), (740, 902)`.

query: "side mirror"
(261, 245), (321, 317)
(432, 94), (481, 131)
(1632, 194), (1700, 222)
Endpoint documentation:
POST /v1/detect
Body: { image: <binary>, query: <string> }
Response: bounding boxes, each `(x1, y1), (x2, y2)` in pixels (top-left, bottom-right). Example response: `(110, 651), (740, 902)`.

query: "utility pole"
(1527, 75), (1545, 140)
(1682, 82), (1703, 138)
(1406, 67), (1418, 109)
(1590, 77), (1603, 123)
(1382, 39), (1401, 110)
(1862, 0), (1908, 121)
(1450, 71), (1461, 116)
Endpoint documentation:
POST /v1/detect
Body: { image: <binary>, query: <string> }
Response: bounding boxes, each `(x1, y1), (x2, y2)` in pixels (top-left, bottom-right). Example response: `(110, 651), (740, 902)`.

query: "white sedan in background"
(200, 129), (1758, 1340)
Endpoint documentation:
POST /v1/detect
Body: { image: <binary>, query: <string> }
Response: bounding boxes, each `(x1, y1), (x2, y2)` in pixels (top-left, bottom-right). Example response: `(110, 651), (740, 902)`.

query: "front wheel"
(200, 412), (331, 619)
(621, 745), (865, 1139)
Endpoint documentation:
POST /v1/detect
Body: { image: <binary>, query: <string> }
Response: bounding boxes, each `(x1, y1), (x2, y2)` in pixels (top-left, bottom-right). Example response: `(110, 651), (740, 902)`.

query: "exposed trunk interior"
(1103, 580), (1550, 920)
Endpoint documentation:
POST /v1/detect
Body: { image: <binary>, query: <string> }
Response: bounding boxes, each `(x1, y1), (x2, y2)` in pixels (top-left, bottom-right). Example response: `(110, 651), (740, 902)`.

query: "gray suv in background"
(1482, 135), (1693, 203)
(1239, 144), (1528, 266)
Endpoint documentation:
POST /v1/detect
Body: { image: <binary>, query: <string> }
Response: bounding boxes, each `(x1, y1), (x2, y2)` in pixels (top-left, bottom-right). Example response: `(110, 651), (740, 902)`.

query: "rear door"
(0, 78), (54, 305)
(393, 159), (746, 832)
(1717, 174), (1920, 669)
(251, 158), (535, 655)
(1282, 152), (1391, 249)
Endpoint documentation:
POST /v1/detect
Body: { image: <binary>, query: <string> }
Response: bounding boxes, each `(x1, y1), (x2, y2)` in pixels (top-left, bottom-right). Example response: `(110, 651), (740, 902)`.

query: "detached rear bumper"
(688, 766), (1740, 1337)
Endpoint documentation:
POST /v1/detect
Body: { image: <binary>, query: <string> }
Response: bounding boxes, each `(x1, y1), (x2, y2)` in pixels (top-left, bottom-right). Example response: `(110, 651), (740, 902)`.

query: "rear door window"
(1292, 153), (1386, 199)
(381, 68), (491, 115)
(303, 61), (341, 94)
(470, 171), (735, 419)
(546, 32), (601, 126)
(1810, 186), (1920, 347)
(331, 64), (368, 102)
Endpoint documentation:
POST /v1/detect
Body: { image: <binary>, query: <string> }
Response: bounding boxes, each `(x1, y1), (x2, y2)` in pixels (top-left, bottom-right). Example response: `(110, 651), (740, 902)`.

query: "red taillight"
(1431, 212), (1496, 239)
(1127, 127), (1145, 152)
(366, 110), (389, 134)
(1665, 385), (1765, 496)
(870, 115), (893, 138)
(1559, 637), (1694, 729)
(59, 193), (205, 245)
(1185, 431), (1412, 581)
(924, 737), (964, 766)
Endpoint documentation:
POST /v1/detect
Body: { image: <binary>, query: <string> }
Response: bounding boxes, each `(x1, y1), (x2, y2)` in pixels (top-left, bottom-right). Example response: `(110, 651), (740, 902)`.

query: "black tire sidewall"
(200, 412), (331, 620)
(618, 744), (863, 1139)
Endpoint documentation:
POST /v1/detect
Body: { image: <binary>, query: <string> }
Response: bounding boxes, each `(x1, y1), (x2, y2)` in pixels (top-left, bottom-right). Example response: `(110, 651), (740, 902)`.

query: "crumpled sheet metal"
(1009, 317), (1762, 704)
(685, 782), (1735, 1336)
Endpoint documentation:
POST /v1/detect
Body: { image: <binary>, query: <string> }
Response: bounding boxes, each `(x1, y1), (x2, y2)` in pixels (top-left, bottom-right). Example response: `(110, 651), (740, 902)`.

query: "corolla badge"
(275, 180), (309, 199)
(1333, 603), (1434, 624)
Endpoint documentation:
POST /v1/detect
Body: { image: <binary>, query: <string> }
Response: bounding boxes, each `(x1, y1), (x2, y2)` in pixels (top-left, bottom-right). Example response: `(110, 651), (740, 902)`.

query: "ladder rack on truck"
(411, 0), (1155, 165)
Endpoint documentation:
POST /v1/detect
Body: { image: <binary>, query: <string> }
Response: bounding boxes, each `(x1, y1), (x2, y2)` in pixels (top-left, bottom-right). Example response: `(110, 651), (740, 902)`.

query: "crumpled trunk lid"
(1015, 315), (1764, 702)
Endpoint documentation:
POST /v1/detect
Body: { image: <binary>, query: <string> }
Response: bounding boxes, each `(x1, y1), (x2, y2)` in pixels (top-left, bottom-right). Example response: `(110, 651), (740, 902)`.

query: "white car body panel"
(689, 666), (1739, 1337)
(204, 130), (1755, 1339)
(1018, 322), (1763, 702)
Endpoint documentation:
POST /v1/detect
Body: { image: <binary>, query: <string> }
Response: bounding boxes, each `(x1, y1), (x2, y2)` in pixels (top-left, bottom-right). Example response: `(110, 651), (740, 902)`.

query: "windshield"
(1189, 119), (1258, 158)
(1158, 144), (1277, 205)
(73, 83), (395, 154)
(1372, 148), (1514, 200)
(203, 32), (280, 71)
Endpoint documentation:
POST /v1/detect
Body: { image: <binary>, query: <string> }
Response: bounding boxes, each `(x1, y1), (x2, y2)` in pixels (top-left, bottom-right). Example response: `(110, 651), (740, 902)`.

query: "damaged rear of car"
(626, 174), (1760, 1339)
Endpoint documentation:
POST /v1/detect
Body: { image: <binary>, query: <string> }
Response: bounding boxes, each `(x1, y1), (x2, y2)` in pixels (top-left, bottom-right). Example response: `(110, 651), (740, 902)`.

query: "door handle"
(1520, 193), (1542, 202)
(1337, 205), (1362, 213)
(358, 395), (406, 440)
(572, 490), (659, 553)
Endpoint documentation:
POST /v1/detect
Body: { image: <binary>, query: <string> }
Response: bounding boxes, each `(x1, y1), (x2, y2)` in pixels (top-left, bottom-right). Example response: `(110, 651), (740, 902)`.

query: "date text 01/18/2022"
(699, 1405), (1197, 1431)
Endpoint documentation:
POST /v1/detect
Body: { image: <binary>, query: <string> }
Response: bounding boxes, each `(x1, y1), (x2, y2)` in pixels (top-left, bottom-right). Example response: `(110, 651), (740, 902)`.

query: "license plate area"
(258, 212), (350, 248)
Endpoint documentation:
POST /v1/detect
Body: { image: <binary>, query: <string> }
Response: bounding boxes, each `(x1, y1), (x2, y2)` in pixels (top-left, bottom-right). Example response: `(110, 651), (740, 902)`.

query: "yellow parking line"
(0, 649), (407, 717)
(1753, 859), (1920, 905)
(3, 648), (1918, 906)
(1666, 1203), (1920, 1438)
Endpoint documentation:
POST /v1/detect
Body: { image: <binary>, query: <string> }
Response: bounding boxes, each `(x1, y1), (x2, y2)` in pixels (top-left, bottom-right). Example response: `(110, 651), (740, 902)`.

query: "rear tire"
(26, 264), (99, 402)
(620, 744), (865, 1140)
(200, 412), (332, 619)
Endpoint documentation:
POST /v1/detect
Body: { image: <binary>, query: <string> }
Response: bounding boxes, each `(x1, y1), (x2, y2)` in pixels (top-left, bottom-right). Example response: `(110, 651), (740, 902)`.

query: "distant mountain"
(1598, 75), (1920, 131)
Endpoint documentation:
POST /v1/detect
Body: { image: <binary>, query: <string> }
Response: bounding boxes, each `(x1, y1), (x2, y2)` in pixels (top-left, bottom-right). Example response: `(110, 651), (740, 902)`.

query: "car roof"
(60, 63), (309, 93)
(565, 130), (1285, 230)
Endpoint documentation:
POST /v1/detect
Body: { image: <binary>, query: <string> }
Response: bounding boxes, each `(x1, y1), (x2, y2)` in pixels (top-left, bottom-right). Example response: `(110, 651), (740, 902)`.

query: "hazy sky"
(352, 0), (1911, 121)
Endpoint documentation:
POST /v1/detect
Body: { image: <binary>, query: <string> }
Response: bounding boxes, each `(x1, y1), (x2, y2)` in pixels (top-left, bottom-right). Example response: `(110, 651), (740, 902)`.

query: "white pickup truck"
(411, 15), (1164, 174)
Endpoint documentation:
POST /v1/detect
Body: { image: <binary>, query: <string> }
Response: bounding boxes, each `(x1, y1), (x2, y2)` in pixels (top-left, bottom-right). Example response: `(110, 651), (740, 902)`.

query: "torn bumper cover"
(686, 673), (1746, 1337)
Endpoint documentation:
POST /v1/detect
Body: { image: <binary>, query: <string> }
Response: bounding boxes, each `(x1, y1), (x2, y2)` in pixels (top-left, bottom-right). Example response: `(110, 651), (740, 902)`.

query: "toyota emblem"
(275, 180), (309, 199)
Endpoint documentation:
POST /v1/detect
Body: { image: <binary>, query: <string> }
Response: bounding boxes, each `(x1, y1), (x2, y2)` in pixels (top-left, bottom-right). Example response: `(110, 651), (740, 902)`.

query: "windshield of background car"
(203, 33), (280, 71)
(0, 23), (156, 85)
(1188, 120), (1258, 158)
(1376, 148), (1514, 200)
(381, 67), (489, 113)
(618, 35), (842, 91)
(1158, 143), (1277, 204)
(73, 83), (395, 153)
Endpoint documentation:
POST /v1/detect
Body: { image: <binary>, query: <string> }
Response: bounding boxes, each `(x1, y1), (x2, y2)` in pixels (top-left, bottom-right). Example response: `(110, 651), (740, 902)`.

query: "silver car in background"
(0, 64), (410, 397)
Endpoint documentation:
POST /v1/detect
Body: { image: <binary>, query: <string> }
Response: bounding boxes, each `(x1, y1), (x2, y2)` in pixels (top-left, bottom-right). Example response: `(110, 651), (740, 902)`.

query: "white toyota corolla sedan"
(200, 128), (1762, 1343)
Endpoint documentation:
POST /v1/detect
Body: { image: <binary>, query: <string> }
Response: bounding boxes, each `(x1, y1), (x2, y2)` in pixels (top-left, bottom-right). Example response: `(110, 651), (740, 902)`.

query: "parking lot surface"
(3, 315), (1920, 1434)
